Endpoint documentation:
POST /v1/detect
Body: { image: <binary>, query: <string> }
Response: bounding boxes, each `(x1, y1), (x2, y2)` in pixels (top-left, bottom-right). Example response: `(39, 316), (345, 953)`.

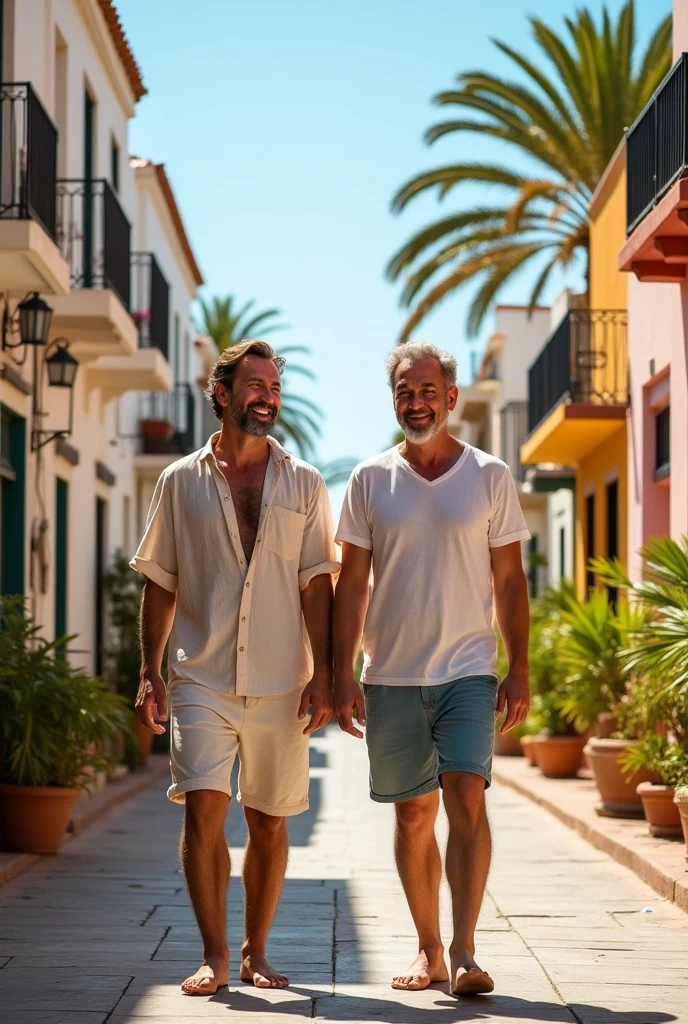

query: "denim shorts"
(362, 675), (499, 803)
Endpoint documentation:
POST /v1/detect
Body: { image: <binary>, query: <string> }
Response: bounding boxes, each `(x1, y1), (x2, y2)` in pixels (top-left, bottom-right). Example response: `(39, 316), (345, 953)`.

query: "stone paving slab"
(492, 754), (688, 911)
(1, 729), (688, 1023)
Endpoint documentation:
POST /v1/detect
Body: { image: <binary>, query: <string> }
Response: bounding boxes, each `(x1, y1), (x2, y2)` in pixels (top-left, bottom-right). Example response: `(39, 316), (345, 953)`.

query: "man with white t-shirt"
(333, 341), (530, 998)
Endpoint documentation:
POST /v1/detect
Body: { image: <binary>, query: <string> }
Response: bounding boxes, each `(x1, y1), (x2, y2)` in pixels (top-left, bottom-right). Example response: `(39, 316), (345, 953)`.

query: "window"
(606, 480), (618, 606)
(95, 498), (107, 675)
(55, 479), (68, 641)
(528, 536), (538, 598)
(0, 408), (25, 596)
(111, 136), (120, 192)
(558, 525), (566, 581)
(655, 406), (670, 480)
(585, 493), (595, 592)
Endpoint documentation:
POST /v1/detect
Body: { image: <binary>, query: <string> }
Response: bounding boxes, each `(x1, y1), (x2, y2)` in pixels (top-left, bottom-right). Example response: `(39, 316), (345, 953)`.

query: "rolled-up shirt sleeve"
(129, 471), (178, 592)
(298, 476), (340, 591)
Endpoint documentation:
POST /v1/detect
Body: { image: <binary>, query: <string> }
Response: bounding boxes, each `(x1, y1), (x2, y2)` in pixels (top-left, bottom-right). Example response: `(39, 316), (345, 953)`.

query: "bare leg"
(391, 790), (448, 991)
(442, 772), (494, 996)
(179, 790), (231, 995)
(240, 807), (290, 988)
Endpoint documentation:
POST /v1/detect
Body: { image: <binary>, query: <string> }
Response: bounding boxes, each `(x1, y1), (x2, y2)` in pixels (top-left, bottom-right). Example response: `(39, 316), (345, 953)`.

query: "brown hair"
(203, 339), (286, 420)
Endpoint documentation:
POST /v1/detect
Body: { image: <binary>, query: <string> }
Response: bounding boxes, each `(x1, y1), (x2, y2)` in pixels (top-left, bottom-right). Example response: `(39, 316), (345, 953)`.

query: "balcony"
(521, 310), (628, 466)
(620, 54), (688, 281)
(138, 383), (196, 457)
(0, 83), (69, 295)
(50, 179), (137, 361)
(131, 252), (170, 357)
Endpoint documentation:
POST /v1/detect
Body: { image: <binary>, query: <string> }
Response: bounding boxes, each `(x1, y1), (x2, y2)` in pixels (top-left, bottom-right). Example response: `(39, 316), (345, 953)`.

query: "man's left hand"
(298, 676), (333, 735)
(496, 670), (530, 733)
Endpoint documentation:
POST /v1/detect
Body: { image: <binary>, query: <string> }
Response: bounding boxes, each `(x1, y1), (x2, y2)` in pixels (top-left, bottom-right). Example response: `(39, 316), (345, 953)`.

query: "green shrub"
(0, 597), (133, 789)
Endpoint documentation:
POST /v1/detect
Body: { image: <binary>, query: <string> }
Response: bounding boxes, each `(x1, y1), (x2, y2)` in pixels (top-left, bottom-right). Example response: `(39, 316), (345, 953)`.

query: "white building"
(449, 305), (564, 595)
(0, 0), (210, 674)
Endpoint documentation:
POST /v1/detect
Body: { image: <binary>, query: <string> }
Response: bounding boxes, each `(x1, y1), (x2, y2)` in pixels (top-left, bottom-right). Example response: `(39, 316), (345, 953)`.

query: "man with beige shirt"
(130, 340), (339, 996)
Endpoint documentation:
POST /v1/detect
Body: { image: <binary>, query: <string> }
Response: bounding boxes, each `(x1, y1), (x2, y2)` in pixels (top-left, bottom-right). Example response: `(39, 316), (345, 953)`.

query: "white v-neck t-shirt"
(336, 443), (530, 686)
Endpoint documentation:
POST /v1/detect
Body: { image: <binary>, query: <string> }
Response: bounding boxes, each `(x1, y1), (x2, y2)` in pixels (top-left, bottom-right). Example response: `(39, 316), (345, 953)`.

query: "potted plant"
(591, 539), (688, 818)
(527, 690), (587, 778)
(103, 551), (151, 766)
(0, 598), (133, 853)
(620, 681), (688, 838)
(675, 786), (688, 857)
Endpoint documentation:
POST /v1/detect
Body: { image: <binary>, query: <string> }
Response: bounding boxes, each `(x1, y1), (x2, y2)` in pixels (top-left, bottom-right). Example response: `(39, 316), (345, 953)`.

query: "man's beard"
(229, 397), (279, 437)
(397, 406), (448, 445)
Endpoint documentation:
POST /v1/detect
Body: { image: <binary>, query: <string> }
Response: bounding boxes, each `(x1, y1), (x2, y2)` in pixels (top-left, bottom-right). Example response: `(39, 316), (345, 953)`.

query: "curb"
(0, 754), (169, 887)
(492, 756), (688, 914)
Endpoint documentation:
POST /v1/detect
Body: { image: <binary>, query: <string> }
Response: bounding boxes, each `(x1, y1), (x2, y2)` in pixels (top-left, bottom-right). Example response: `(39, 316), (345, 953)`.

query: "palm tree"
(387, 2), (672, 339)
(196, 294), (322, 460)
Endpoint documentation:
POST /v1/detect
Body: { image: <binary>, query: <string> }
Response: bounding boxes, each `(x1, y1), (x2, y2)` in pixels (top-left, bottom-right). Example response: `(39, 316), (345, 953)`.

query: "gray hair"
(385, 341), (457, 391)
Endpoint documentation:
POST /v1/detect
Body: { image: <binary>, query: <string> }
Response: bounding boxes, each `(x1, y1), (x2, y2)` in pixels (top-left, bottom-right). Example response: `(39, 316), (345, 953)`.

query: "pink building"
(620, 0), (688, 580)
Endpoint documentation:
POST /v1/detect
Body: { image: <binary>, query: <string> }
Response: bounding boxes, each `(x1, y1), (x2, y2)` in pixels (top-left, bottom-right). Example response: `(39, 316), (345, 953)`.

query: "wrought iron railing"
(131, 252), (170, 357)
(55, 178), (131, 308)
(527, 310), (628, 434)
(500, 401), (529, 483)
(0, 82), (57, 239)
(626, 53), (688, 234)
(139, 383), (196, 455)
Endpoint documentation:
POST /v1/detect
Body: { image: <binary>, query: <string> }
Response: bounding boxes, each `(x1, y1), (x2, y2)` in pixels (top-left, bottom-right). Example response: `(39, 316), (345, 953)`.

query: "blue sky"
(118, 0), (670, 505)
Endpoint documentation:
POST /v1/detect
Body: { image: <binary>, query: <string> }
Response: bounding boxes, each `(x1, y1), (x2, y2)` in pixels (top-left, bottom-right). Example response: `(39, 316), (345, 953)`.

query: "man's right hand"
(334, 679), (366, 739)
(135, 671), (167, 734)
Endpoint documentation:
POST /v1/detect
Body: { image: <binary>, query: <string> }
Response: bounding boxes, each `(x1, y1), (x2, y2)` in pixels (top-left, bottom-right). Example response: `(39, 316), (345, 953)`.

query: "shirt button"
(241, 616), (246, 622)
(224, 496), (229, 501)
(246, 582), (250, 588)
(239, 646), (244, 652)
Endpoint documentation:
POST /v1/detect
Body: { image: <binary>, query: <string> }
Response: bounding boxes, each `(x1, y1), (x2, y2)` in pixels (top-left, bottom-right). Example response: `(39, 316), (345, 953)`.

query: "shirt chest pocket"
(264, 505), (306, 561)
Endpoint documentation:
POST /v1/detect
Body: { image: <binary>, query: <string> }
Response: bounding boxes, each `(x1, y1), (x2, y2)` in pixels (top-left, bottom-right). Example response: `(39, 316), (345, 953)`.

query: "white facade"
(0, 0), (208, 675)
(450, 305), (553, 595)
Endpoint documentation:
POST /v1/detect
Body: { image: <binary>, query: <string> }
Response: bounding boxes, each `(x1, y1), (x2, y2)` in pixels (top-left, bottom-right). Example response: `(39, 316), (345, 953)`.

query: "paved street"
(1, 726), (688, 1024)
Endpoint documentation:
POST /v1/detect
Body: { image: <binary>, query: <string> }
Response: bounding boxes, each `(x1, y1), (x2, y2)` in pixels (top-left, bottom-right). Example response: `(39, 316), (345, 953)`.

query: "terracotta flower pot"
(636, 782), (682, 838)
(133, 721), (155, 766)
(0, 784), (80, 854)
(584, 738), (659, 818)
(674, 787), (688, 859)
(595, 712), (619, 739)
(536, 735), (587, 779)
(521, 735), (539, 766)
(494, 728), (524, 757)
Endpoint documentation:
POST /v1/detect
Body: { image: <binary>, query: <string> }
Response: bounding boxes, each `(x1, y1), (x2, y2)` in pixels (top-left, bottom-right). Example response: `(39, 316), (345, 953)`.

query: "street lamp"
(31, 339), (80, 451)
(2, 292), (53, 349)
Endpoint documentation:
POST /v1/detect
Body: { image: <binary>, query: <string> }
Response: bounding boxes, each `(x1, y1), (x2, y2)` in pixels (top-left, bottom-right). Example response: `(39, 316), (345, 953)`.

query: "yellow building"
(521, 144), (628, 596)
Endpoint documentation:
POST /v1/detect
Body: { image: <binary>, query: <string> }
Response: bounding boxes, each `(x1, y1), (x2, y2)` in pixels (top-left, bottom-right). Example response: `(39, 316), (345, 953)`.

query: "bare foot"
(391, 947), (449, 991)
(240, 951), (289, 989)
(450, 953), (494, 996)
(181, 952), (229, 996)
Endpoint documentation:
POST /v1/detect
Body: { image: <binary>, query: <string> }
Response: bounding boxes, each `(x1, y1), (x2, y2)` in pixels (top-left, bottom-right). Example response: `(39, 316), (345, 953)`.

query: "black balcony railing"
(0, 82), (57, 239)
(131, 252), (170, 357)
(627, 53), (688, 234)
(139, 383), (196, 455)
(500, 401), (529, 483)
(527, 310), (628, 434)
(55, 178), (131, 308)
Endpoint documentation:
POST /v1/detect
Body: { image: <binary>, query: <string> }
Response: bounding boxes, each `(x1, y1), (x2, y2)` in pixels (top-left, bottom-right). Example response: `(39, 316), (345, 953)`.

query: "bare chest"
(217, 465), (267, 562)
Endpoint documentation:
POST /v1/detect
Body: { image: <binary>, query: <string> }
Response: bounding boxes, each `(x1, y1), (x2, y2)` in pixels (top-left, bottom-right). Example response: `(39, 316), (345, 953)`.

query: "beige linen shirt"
(130, 434), (339, 696)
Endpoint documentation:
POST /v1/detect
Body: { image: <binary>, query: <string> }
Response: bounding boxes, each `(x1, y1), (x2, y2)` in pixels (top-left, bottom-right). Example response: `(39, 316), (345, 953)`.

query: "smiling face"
(393, 354), (458, 445)
(214, 353), (282, 437)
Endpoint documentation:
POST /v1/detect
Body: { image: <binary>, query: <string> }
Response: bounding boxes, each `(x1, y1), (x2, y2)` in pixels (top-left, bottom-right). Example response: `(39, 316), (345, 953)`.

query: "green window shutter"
(1, 408), (26, 596)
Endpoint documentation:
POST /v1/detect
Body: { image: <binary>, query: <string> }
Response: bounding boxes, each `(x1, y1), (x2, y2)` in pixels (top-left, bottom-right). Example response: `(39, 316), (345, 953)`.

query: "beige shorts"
(167, 681), (309, 816)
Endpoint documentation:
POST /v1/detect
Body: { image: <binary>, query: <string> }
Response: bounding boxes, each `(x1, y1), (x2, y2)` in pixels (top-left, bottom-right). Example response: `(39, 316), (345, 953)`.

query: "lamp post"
(0, 291), (80, 450)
